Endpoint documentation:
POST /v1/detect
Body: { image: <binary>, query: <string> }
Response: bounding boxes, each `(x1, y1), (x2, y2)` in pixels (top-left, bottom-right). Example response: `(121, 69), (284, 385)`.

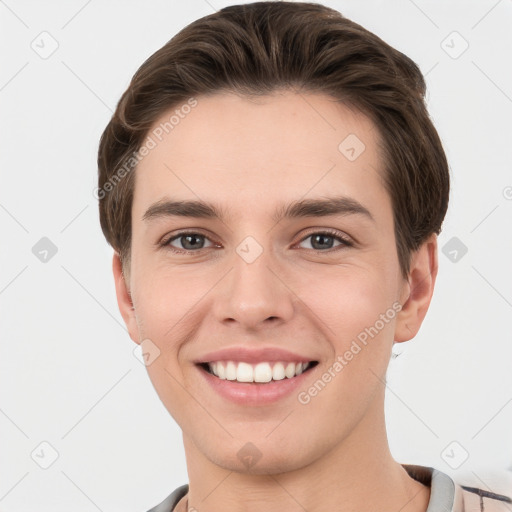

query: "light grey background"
(1, 0), (511, 511)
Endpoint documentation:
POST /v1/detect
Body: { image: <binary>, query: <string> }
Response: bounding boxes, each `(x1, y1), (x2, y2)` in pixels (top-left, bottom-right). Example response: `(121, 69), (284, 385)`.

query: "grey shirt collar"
(148, 464), (463, 512)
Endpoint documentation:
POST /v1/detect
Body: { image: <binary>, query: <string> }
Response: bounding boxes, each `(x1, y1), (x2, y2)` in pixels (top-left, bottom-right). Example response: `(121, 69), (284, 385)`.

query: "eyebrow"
(142, 195), (375, 224)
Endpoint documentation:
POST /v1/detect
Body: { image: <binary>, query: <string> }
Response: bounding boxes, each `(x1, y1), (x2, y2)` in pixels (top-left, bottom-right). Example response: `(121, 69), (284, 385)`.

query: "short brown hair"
(97, 1), (450, 280)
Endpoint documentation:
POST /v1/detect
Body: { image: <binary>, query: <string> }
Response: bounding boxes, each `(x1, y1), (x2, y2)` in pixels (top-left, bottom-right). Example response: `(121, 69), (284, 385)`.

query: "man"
(96, 2), (511, 511)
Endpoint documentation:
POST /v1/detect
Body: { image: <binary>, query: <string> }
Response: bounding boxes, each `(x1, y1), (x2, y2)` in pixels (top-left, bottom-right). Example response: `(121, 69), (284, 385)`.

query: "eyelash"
(159, 229), (354, 255)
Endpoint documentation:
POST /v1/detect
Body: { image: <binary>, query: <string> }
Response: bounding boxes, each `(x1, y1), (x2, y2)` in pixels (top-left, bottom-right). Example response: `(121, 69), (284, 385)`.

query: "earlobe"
(394, 234), (438, 343)
(112, 252), (140, 345)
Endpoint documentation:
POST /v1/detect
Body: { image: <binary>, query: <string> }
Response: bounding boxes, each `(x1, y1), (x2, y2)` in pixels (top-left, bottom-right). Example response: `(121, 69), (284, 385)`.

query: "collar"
(149, 464), (512, 512)
(402, 464), (464, 512)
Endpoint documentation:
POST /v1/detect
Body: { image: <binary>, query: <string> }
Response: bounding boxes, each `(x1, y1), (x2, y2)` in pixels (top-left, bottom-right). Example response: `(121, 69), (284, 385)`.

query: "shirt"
(146, 464), (512, 512)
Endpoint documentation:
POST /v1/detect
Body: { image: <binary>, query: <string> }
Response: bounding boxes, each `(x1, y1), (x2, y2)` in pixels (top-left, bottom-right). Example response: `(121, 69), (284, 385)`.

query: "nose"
(212, 243), (295, 331)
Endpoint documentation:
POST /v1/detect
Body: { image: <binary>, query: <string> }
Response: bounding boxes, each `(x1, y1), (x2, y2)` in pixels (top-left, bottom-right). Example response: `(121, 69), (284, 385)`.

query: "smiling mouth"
(198, 360), (319, 383)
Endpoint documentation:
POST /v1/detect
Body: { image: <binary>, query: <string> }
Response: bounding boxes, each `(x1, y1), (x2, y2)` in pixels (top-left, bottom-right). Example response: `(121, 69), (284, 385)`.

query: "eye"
(160, 229), (353, 254)
(163, 232), (216, 252)
(297, 230), (353, 251)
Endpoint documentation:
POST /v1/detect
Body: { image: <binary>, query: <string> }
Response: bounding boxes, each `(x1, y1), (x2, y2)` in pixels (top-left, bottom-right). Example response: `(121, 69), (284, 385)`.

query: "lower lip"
(197, 365), (316, 406)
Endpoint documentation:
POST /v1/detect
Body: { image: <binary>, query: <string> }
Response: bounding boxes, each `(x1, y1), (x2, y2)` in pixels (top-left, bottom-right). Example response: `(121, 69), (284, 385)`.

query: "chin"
(218, 452), (311, 476)
(199, 436), (319, 476)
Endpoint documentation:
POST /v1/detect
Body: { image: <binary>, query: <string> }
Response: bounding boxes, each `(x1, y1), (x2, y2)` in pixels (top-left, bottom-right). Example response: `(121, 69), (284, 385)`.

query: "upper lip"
(195, 347), (317, 364)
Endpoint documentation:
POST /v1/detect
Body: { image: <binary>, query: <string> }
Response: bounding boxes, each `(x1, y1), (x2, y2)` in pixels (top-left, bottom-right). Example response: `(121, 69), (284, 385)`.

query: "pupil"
(312, 234), (333, 250)
(183, 234), (203, 250)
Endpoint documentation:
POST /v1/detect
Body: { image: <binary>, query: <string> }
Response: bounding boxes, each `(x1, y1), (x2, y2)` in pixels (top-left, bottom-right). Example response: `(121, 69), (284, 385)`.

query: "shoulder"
(402, 463), (511, 512)
(456, 470), (512, 512)
(459, 485), (511, 512)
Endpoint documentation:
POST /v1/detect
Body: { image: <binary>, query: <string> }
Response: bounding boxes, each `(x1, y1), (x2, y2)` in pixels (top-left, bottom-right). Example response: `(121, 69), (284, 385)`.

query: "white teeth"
(216, 362), (226, 379)
(285, 362), (296, 378)
(226, 361), (237, 380)
(236, 362), (253, 382)
(206, 360), (312, 382)
(272, 362), (286, 381)
(254, 362), (273, 382)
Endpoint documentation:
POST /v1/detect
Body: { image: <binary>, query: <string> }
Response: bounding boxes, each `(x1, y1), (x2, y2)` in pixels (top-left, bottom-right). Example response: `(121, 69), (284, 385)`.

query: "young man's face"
(114, 91), (436, 474)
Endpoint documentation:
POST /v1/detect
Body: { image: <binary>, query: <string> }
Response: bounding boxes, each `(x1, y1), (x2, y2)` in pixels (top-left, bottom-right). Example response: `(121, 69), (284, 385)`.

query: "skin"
(113, 91), (438, 512)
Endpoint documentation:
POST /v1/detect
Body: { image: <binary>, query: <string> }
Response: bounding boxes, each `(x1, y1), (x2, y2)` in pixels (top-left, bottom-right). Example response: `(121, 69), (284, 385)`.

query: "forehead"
(132, 91), (390, 223)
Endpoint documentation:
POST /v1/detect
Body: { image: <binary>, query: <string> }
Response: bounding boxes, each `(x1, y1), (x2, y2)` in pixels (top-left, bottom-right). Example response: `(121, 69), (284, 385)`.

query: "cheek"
(296, 265), (399, 399)
(131, 266), (215, 357)
(294, 271), (397, 416)
(132, 269), (207, 422)
(299, 265), (396, 341)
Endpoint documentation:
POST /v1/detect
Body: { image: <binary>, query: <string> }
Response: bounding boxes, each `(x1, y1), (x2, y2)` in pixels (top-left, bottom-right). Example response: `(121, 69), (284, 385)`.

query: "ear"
(394, 234), (439, 343)
(112, 252), (140, 345)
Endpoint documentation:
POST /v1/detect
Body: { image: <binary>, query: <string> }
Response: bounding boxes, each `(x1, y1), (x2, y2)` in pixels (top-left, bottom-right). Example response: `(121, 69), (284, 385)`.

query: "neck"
(182, 392), (430, 512)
